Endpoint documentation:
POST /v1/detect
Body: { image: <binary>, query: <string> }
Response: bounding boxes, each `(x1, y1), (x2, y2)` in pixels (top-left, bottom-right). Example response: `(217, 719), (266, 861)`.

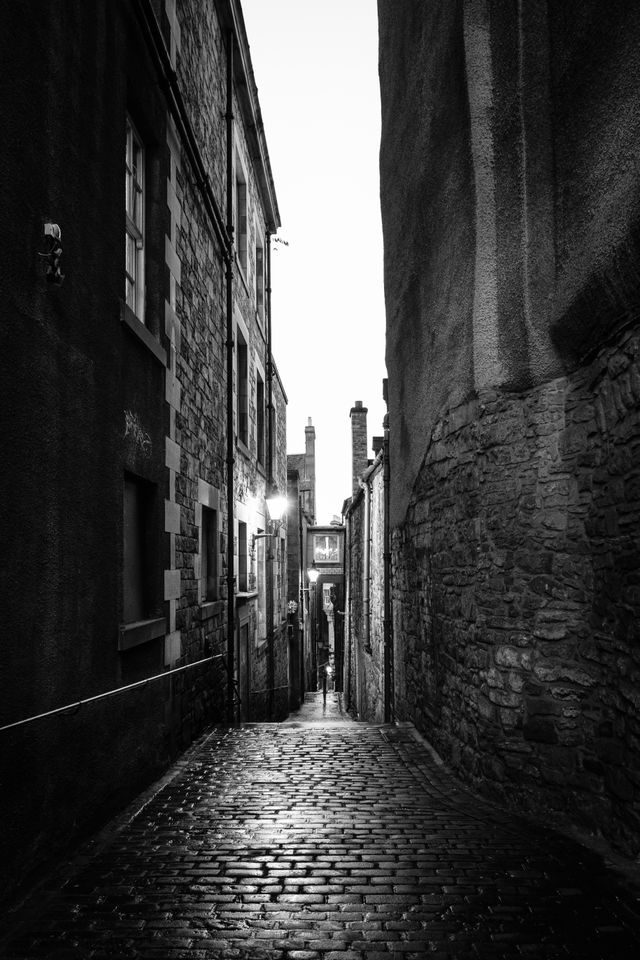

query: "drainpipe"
(266, 230), (274, 719)
(383, 413), (393, 723)
(225, 29), (236, 724)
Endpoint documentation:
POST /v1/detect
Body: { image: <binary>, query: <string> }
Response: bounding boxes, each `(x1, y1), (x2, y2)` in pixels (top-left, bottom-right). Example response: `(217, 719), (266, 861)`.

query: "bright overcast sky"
(241, 0), (387, 524)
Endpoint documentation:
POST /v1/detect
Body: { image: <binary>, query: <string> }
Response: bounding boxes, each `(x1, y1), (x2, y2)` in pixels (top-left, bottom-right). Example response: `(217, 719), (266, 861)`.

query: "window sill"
(200, 599), (224, 621)
(120, 302), (167, 366)
(119, 616), (166, 651)
(235, 591), (258, 605)
(236, 259), (250, 296)
(236, 438), (251, 459)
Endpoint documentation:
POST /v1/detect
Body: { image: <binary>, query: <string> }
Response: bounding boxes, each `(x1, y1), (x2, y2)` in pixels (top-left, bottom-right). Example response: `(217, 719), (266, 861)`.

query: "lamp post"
(307, 562), (319, 691)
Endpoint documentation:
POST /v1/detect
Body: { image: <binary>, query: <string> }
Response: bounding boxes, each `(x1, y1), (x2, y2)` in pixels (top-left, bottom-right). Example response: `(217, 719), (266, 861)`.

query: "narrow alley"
(2, 697), (639, 959)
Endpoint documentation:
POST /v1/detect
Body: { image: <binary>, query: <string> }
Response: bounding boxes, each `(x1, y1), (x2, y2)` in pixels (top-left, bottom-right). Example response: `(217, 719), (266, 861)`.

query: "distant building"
(0, 0), (286, 903)
(288, 417), (316, 525)
(307, 525), (346, 694)
(342, 401), (392, 720)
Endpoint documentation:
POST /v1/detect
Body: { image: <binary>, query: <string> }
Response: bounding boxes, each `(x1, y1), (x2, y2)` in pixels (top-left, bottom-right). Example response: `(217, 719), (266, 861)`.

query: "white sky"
(241, 0), (387, 524)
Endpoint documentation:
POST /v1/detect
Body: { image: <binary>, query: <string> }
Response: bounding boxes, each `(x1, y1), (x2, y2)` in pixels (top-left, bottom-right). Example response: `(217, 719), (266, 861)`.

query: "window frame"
(125, 117), (145, 321)
(256, 371), (265, 466)
(236, 329), (249, 447)
(255, 231), (264, 324)
(238, 521), (248, 592)
(234, 151), (248, 278)
(201, 506), (219, 603)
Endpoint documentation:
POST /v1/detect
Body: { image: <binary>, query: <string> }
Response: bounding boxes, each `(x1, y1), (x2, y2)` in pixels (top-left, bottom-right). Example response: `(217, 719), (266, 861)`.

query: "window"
(201, 507), (218, 602)
(123, 474), (152, 622)
(255, 234), (264, 322)
(235, 157), (247, 276)
(236, 330), (248, 446)
(238, 521), (248, 592)
(125, 117), (145, 320)
(257, 373), (265, 465)
(257, 530), (266, 640)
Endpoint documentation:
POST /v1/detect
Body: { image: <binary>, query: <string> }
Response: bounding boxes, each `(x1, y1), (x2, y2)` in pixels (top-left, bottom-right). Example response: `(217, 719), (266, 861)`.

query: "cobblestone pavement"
(2, 692), (640, 958)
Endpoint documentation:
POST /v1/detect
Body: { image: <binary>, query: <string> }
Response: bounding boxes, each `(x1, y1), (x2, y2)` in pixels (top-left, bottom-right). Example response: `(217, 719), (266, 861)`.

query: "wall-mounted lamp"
(39, 222), (64, 286)
(265, 493), (287, 524)
(251, 490), (288, 556)
(307, 562), (319, 585)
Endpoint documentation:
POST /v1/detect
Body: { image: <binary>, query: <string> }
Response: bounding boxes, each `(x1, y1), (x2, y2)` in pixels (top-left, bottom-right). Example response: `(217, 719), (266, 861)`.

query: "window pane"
(238, 521), (247, 592)
(133, 182), (142, 232)
(125, 116), (144, 320)
(202, 507), (218, 601)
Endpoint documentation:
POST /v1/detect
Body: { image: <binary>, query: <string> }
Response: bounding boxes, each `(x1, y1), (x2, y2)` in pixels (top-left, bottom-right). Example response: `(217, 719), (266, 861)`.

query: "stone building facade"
(288, 418), (317, 525)
(288, 419), (317, 693)
(379, 0), (640, 855)
(343, 404), (392, 722)
(0, 0), (285, 903)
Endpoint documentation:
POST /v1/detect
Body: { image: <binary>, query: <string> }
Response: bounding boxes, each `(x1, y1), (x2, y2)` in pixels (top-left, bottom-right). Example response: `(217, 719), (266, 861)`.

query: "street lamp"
(307, 562), (320, 689)
(265, 492), (287, 525)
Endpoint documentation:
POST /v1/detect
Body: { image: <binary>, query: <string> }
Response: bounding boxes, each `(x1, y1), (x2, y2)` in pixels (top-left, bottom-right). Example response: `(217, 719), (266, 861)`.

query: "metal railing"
(249, 683), (290, 698)
(0, 655), (224, 734)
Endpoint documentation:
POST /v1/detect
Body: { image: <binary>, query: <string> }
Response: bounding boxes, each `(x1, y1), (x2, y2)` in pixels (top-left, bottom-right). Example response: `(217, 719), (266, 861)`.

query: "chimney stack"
(350, 400), (369, 497)
(304, 417), (316, 522)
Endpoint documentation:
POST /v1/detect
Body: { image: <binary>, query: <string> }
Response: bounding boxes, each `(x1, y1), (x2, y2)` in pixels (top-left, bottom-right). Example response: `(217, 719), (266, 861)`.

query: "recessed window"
(236, 330), (248, 447)
(123, 474), (153, 622)
(238, 521), (248, 592)
(125, 117), (145, 320)
(255, 235), (264, 322)
(235, 156), (248, 276)
(257, 372), (265, 465)
(257, 530), (266, 640)
(201, 507), (218, 602)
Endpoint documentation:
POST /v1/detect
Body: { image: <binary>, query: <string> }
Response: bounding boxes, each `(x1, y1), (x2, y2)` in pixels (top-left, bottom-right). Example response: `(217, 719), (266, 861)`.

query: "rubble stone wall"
(393, 325), (640, 854)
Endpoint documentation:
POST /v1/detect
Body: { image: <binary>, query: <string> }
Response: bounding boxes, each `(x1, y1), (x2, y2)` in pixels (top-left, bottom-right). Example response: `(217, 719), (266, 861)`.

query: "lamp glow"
(265, 494), (287, 523)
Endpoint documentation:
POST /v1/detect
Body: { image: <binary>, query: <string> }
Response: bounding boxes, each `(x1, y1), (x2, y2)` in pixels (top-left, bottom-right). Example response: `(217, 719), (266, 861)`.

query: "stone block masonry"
(393, 325), (640, 856)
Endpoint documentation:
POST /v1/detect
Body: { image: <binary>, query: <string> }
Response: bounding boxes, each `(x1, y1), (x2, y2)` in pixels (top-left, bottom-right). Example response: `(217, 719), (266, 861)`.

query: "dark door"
(237, 622), (250, 721)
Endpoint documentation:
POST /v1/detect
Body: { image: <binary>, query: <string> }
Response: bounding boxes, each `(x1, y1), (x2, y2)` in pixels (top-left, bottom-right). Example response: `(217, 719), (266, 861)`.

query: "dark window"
(201, 507), (218, 601)
(123, 475), (153, 622)
(235, 161), (247, 275)
(238, 521), (248, 592)
(255, 239), (264, 322)
(237, 332), (248, 446)
(257, 373), (265, 465)
(257, 530), (266, 640)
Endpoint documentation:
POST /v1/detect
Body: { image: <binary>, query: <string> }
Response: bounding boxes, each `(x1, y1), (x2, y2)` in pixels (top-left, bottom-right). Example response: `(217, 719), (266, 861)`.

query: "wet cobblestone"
(1, 693), (640, 958)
